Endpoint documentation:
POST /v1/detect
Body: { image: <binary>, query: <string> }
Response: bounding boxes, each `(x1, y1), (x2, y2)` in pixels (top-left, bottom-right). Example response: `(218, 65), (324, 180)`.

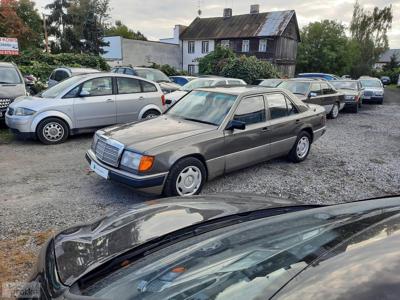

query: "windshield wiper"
(183, 117), (218, 126)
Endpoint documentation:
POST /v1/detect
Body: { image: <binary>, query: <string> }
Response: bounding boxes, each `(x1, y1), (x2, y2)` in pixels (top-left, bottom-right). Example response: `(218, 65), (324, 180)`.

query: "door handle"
(105, 98), (114, 102)
(138, 96), (145, 100)
(295, 119), (300, 123)
(261, 127), (269, 132)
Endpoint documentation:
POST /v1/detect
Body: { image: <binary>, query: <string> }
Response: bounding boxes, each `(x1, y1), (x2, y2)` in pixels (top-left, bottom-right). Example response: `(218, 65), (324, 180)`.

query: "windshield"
(259, 79), (282, 87)
(41, 76), (82, 98)
(180, 78), (217, 91)
(167, 90), (237, 126)
(135, 68), (171, 83)
(77, 199), (400, 300)
(330, 81), (358, 90)
(0, 67), (22, 84)
(360, 79), (382, 88)
(278, 81), (310, 96)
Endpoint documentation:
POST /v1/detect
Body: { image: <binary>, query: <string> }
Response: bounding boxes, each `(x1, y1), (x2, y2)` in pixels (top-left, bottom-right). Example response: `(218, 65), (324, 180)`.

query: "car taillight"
(161, 94), (166, 106)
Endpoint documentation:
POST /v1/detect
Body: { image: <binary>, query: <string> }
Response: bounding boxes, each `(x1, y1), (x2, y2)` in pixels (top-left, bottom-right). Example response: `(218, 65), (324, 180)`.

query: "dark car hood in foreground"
(101, 116), (215, 153)
(53, 194), (307, 286)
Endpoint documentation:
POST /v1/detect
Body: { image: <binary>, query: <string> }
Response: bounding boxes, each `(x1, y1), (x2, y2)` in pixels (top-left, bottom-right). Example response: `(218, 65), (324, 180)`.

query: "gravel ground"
(0, 88), (400, 241)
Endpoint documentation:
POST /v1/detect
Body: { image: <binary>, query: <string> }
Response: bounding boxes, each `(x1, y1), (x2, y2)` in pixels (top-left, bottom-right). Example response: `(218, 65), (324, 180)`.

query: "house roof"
(377, 49), (400, 63)
(180, 10), (299, 41)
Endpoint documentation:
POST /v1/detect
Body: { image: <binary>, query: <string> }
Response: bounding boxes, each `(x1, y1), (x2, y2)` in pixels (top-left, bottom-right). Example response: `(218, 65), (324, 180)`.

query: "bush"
(148, 62), (188, 76)
(221, 55), (280, 84)
(0, 49), (110, 82)
(198, 46), (280, 83)
(373, 67), (400, 84)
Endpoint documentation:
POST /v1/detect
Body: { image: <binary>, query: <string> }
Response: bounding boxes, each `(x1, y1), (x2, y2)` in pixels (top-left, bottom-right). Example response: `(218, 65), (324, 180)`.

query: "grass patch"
(386, 84), (399, 90)
(0, 230), (54, 296)
(0, 128), (14, 144)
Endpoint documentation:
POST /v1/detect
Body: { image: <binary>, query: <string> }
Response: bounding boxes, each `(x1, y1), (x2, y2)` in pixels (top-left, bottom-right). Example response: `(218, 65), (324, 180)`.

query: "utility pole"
(42, 13), (49, 53)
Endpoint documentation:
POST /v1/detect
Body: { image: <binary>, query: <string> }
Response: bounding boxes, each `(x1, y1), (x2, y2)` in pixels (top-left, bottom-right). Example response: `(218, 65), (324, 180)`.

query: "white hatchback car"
(6, 73), (165, 144)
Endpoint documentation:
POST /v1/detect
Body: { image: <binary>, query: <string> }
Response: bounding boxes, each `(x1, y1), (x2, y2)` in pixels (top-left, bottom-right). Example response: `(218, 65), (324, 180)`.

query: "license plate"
(90, 161), (109, 179)
(363, 96), (371, 99)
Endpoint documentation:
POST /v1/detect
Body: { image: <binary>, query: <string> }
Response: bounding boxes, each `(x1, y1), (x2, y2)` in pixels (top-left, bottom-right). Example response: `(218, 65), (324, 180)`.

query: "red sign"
(0, 37), (19, 55)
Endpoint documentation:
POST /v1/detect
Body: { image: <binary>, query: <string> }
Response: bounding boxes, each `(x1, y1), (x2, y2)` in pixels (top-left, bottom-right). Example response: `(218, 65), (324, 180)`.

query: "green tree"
(198, 45), (235, 75)
(296, 20), (353, 75)
(105, 20), (147, 40)
(0, 0), (42, 50)
(350, 1), (393, 76)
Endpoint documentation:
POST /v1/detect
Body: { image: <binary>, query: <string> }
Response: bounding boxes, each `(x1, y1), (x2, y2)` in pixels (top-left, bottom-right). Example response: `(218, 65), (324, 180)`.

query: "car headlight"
(121, 150), (154, 172)
(14, 107), (36, 116)
(345, 95), (355, 100)
(374, 91), (383, 96)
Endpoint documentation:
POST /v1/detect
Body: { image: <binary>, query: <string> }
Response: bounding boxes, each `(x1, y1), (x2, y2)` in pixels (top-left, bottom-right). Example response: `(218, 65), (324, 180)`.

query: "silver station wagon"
(86, 86), (326, 196)
(6, 73), (165, 144)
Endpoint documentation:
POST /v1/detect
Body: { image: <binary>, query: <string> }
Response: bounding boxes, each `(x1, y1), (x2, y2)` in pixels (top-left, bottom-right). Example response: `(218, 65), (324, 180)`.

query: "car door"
(305, 83), (324, 106)
(265, 93), (301, 158)
(115, 77), (150, 123)
(321, 82), (337, 107)
(73, 76), (116, 128)
(224, 95), (269, 172)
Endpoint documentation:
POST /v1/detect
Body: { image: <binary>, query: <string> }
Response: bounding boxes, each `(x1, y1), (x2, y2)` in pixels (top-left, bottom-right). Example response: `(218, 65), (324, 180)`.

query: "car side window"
(63, 86), (80, 98)
(228, 80), (243, 85)
(81, 77), (113, 96)
(286, 97), (298, 115)
(266, 93), (297, 119)
(310, 83), (322, 96)
(233, 96), (266, 125)
(125, 68), (135, 75)
(49, 71), (56, 80)
(55, 70), (69, 82)
(214, 80), (227, 87)
(141, 80), (157, 92)
(116, 68), (125, 74)
(321, 83), (335, 95)
(116, 77), (141, 94)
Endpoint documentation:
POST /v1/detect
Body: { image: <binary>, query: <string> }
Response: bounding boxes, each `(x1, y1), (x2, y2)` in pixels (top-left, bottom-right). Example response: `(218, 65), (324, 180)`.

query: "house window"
(202, 41), (209, 53)
(221, 40), (230, 48)
(188, 41), (195, 54)
(188, 64), (196, 75)
(259, 39), (267, 52)
(242, 40), (250, 52)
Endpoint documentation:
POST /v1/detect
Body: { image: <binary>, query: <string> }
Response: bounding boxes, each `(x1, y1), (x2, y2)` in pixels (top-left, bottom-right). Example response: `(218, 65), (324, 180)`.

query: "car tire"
(163, 157), (206, 197)
(36, 118), (69, 145)
(288, 131), (312, 163)
(327, 102), (339, 119)
(142, 109), (161, 119)
(377, 99), (384, 105)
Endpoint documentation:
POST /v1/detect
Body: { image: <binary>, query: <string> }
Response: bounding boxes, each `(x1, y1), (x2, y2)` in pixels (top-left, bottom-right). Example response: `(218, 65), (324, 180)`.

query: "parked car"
(169, 75), (197, 86)
(6, 73), (165, 144)
(359, 77), (384, 104)
(165, 77), (246, 105)
(255, 78), (284, 87)
(48, 67), (100, 88)
(330, 80), (362, 113)
(297, 73), (340, 81)
(341, 75), (351, 79)
(0, 62), (26, 120)
(111, 66), (181, 94)
(380, 76), (391, 85)
(22, 194), (400, 300)
(278, 79), (344, 119)
(86, 86), (326, 196)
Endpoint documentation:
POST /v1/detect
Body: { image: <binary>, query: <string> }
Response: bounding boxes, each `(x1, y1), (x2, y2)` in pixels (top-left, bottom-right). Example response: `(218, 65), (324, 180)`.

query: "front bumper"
(362, 95), (384, 102)
(5, 114), (33, 132)
(86, 149), (168, 194)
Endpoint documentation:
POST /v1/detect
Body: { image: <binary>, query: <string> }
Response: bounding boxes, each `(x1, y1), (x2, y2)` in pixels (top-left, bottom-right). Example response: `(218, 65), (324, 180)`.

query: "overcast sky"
(35, 0), (400, 48)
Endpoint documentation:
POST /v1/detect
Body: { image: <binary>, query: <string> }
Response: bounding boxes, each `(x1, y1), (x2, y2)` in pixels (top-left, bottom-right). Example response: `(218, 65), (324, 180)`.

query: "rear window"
(0, 67), (22, 84)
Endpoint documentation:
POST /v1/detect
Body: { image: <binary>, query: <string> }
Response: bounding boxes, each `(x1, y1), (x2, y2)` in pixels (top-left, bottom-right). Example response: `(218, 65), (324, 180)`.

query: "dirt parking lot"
(1, 87), (400, 283)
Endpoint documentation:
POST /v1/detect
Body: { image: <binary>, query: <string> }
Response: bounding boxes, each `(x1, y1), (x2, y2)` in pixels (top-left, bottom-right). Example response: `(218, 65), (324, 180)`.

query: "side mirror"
(226, 119), (246, 131)
(80, 90), (91, 97)
(165, 99), (172, 105)
(309, 92), (317, 98)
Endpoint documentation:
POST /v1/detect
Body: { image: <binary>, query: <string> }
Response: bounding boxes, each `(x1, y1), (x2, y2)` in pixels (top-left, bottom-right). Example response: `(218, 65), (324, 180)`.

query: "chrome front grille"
(94, 137), (123, 167)
(0, 98), (11, 109)
(364, 91), (373, 97)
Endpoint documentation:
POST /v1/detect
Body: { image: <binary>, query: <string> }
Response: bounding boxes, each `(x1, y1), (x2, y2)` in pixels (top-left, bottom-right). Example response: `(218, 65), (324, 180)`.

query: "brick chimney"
(250, 4), (260, 14)
(223, 8), (232, 18)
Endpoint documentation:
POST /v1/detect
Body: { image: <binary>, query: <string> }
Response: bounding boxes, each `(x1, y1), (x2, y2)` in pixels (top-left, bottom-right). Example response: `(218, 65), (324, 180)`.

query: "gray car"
(48, 67), (100, 88)
(6, 73), (165, 144)
(0, 62), (26, 120)
(278, 79), (344, 119)
(86, 86), (326, 196)
(330, 80), (362, 113)
(359, 77), (384, 104)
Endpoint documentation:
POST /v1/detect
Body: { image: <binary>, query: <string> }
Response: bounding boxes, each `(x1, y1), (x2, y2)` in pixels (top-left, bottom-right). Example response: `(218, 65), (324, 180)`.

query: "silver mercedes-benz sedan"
(86, 86), (326, 196)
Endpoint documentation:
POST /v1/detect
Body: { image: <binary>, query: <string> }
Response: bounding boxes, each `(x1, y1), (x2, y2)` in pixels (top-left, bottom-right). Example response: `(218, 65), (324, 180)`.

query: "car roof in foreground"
(0, 62), (16, 68)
